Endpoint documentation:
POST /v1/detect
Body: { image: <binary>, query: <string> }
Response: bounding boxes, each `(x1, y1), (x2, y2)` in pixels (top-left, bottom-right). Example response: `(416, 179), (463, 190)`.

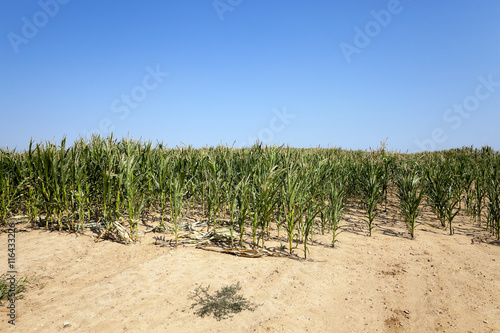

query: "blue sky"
(1, 0), (499, 152)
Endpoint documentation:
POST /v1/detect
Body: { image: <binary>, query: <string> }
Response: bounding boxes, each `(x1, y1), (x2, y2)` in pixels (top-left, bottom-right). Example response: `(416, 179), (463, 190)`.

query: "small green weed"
(189, 282), (261, 321)
(0, 274), (30, 307)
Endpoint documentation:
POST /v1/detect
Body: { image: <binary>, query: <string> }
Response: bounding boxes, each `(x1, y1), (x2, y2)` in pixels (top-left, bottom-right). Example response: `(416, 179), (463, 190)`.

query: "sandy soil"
(1, 201), (499, 333)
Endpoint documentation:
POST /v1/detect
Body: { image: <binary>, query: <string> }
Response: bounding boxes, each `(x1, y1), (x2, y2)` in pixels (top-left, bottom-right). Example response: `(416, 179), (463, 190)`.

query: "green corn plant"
(98, 142), (116, 227)
(424, 165), (449, 228)
(472, 165), (487, 226)
(54, 138), (71, 230)
(308, 159), (329, 237)
(153, 154), (172, 230)
(30, 140), (64, 228)
(249, 190), (259, 248)
(460, 164), (474, 216)
(282, 164), (305, 255)
(236, 175), (252, 247)
(327, 173), (347, 247)
(184, 177), (197, 220)
(227, 160), (245, 247)
(395, 165), (424, 239)
(183, 149), (199, 219)
(24, 141), (41, 224)
(203, 156), (224, 233)
(123, 156), (146, 239)
(34, 143), (54, 227)
(218, 147), (234, 217)
(486, 166), (500, 238)
(442, 171), (462, 235)
(359, 158), (384, 236)
(476, 146), (496, 226)
(380, 163), (392, 212)
(299, 157), (327, 245)
(0, 150), (19, 224)
(24, 184), (40, 224)
(274, 178), (285, 245)
(228, 181), (239, 247)
(254, 165), (281, 248)
(138, 140), (156, 217)
(247, 157), (262, 247)
(68, 144), (87, 230)
(301, 192), (321, 259)
(169, 174), (187, 244)
(345, 156), (361, 203)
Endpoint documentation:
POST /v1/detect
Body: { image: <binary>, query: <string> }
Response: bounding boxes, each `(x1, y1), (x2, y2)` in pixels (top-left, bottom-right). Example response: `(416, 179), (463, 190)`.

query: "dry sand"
(1, 202), (499, 333)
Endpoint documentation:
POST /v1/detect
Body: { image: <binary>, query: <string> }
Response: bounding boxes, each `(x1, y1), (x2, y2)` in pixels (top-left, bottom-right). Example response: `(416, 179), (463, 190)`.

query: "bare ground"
(1, 202), (499, 332)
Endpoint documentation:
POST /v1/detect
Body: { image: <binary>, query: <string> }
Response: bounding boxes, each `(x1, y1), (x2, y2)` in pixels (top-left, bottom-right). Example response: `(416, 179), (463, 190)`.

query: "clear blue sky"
(1, 0), (499, 152)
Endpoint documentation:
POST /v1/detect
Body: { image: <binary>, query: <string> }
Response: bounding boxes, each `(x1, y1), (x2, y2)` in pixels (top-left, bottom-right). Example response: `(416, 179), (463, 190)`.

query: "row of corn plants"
(1, 136), (499, 258)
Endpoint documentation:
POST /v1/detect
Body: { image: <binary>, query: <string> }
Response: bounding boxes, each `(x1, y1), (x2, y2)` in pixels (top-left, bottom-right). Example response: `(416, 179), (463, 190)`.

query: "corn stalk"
(395, 164), (424, 239)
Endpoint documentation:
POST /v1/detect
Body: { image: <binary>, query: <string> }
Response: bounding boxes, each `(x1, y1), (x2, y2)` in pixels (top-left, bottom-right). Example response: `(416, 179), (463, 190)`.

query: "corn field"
(1, 136), (499, 258)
